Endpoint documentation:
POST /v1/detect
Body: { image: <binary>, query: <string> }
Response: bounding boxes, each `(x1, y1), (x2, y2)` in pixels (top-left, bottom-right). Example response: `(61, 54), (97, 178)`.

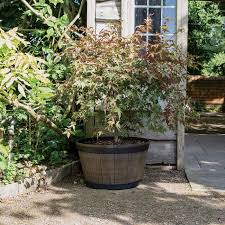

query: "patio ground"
(185, 134), (225, 193)
(186, 113), (225, 134)
(0, 169), (225, 225)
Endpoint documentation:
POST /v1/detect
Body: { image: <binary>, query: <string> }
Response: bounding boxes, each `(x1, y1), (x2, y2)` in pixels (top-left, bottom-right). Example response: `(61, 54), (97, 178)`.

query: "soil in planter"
(81, 137), (148, 145)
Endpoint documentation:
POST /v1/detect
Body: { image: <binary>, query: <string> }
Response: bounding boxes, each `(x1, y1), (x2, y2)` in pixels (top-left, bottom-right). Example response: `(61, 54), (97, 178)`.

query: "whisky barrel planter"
(76, 137), (149, 190)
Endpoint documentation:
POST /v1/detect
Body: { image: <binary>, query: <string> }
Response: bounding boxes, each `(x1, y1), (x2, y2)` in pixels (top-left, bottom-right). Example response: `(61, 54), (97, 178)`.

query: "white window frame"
(134, 1), (177, 43)
(122, 0), (188, 49)
(87, 0), (96, 29)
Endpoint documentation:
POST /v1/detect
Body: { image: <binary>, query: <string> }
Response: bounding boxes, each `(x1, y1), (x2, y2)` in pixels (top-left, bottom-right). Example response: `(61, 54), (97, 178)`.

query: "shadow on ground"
(186, 113), (225, 134)
(0, 169), (225, 225)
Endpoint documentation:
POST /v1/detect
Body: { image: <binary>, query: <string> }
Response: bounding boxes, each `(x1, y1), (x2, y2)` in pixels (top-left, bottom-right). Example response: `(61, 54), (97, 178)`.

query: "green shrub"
(59, 27), (187, 142)
(202, 52), (225, 76)
(0, 140), (9, 171)
(188, 0), (225, 75)
(0, 28), (70, 184)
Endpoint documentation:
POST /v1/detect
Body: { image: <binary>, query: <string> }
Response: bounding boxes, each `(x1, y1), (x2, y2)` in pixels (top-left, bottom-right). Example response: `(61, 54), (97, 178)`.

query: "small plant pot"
(76, 137), (149, 190)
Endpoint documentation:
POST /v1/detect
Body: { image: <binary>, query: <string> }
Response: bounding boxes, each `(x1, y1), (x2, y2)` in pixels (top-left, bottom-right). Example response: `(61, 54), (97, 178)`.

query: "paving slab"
(185, 134), (225, 193)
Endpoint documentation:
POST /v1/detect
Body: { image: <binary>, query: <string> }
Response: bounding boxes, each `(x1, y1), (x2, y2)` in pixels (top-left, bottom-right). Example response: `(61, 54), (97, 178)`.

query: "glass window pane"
(148, 35), (158, 43)
(142, 35), (147, 42)
(163, 35), (175, 43)
(162, 8), (176, 33)
(149, 8), (161, 33)
(135, 8), (147, 27)
(163, 0), (176, 6)
(135, 0), (147, 5)
(149, 0), (161, 6)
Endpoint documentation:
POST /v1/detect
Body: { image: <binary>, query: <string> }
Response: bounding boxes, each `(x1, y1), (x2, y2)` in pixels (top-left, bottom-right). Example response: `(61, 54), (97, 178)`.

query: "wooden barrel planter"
(76, 137), (149, 190)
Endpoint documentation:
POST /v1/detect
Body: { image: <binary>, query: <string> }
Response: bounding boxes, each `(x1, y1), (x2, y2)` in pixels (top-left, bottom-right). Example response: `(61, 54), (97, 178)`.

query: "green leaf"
(5, 77), (16, 88)
(18, 83), (26, 98)
(17, 77), (31, 87)
(38, 87), (54, 93)
(0, 158), (7, 171)
(59, 14), (69, 25)
(0, 143), (9, 157)
(45, 5), (53, 15)
(39, 0), (46, 4)
(1, 72), (13, 86)
(38, 87), (54, 98)
(36, 74), (50, 84)
(49, 0), (64, 6)
(46, 28), (55, 39)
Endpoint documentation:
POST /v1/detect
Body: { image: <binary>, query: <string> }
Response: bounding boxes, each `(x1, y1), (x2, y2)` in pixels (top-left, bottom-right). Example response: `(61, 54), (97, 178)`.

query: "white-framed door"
(121, 0), (188, 169)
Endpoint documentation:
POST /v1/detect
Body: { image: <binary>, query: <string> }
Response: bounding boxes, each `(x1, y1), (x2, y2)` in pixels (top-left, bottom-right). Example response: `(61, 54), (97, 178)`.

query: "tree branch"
(0, 96), (65, 137)
(20, 0), (47, 22)
(1, 26), (44, 32)
(58, 0), (85, 43)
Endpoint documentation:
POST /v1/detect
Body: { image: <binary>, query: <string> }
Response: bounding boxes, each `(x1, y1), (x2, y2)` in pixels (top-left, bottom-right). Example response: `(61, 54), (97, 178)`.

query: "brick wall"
(187, 76), (225, 105)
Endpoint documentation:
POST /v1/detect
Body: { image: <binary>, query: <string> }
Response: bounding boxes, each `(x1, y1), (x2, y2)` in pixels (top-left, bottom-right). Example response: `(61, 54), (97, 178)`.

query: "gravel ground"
(0, 169), (225, 225)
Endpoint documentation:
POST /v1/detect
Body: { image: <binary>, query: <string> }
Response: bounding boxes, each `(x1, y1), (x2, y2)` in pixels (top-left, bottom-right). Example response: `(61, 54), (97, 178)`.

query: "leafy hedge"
(188, 0), (225, 76)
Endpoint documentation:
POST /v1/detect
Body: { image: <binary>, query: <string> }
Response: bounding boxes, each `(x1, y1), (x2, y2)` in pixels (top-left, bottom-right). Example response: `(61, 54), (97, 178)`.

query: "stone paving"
(185, 134), (225, 193)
